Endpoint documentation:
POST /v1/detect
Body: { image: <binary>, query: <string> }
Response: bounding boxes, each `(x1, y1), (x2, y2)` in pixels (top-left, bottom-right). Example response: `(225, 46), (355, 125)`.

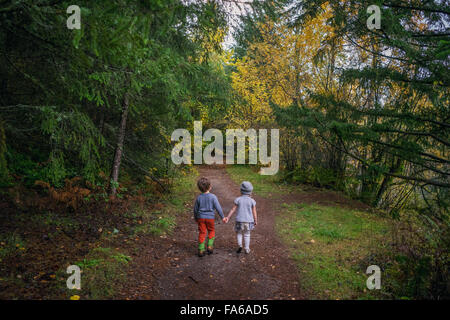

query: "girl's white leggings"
(237, 230), (251, 250)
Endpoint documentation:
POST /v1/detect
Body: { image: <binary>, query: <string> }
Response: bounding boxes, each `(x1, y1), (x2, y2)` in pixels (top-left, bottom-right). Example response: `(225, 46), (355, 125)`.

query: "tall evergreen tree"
(275, 0), (449, 216)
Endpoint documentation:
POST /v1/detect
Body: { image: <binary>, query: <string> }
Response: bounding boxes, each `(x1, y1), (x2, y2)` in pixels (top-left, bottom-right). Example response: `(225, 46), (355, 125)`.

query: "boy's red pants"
(197, 218), (215, 250)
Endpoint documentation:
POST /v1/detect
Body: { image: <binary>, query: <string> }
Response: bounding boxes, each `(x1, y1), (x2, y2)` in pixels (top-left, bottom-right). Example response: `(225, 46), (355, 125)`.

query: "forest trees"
(279, 0), (449, 217)
(230, 3), (349, 187)
(230, 1), (449, 220)
(2, 0), (446, 219)
(0, 0), (231, 194)
(228, 0), (449, 298)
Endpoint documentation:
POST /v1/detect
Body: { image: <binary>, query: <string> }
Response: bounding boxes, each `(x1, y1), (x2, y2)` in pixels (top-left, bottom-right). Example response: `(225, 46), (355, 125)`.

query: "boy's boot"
(207, 237), (215, 254)
(198, 241), (206, 257)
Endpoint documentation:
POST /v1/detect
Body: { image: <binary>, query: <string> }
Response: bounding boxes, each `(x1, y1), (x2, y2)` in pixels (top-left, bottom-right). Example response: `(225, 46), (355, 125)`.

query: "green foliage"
(232, 0), (288, 58)
(41, 152), (68, 188)
(272, 1), (449, 224)
(0, 0), (233, 191)
(369, 211), (450, 299)
(284, 166), (340, 189)
(5, 148), (49, 187)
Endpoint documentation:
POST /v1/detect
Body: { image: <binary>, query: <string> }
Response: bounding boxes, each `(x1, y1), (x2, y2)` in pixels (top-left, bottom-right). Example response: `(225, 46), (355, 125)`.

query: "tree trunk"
(373, 158), (403, 207)
(109, 92), (129, 196)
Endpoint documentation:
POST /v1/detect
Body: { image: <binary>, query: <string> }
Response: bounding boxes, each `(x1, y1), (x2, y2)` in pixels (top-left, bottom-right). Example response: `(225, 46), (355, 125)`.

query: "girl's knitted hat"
(240, 181), (253, 195)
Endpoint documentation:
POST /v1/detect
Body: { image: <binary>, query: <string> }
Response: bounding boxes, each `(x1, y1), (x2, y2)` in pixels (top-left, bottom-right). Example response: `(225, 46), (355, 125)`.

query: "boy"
(224, 181), (258, 254)
(193, 177), (226, 257)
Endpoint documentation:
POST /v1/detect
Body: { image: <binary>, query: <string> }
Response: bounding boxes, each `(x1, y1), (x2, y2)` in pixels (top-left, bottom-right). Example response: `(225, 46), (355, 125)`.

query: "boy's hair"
(197, 177), (211, 193)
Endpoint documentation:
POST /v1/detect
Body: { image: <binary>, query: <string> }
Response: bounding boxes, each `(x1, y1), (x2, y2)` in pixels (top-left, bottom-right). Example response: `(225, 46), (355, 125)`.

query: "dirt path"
(117, 167), (302, 300)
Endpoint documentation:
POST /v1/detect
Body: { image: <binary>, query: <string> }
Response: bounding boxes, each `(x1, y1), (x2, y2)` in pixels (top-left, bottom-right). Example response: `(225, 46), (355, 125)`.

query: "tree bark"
(109, 92), (129, 196)
(373, 158), (402, 208)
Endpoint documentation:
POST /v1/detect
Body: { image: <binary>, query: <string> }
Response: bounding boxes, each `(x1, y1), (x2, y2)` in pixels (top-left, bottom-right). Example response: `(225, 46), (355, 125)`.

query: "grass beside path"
(277, 203), (390, 299)
(226, 165), (293, 196)
(226, 165), (391, 299)
(133, 168), (198, 237)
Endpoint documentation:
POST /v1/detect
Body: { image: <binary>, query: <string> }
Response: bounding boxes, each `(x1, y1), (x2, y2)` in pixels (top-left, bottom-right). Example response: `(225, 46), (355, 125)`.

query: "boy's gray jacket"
(194, 193), (224, 219)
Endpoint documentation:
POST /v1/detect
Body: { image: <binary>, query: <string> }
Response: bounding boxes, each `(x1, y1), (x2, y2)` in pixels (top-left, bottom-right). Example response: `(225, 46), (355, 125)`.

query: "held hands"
(220, 217), (257, 225)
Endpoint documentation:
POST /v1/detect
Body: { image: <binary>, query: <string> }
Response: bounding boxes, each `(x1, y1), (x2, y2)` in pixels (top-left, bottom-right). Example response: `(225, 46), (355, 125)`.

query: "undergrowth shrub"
(284, 166), (340, 188)
(368, 212), (449, 299)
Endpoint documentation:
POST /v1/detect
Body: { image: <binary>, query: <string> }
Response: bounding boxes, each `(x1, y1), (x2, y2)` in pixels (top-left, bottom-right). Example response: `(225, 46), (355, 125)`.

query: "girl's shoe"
(207, 247), (214, 255)
(244, 248), (250, 254)
(236, 247), (242, 254)
(198, 250), (206, 257)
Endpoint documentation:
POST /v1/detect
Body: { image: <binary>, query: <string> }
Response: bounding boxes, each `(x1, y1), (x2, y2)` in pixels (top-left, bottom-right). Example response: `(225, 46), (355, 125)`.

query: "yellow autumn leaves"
(228, 3), (337, 128)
